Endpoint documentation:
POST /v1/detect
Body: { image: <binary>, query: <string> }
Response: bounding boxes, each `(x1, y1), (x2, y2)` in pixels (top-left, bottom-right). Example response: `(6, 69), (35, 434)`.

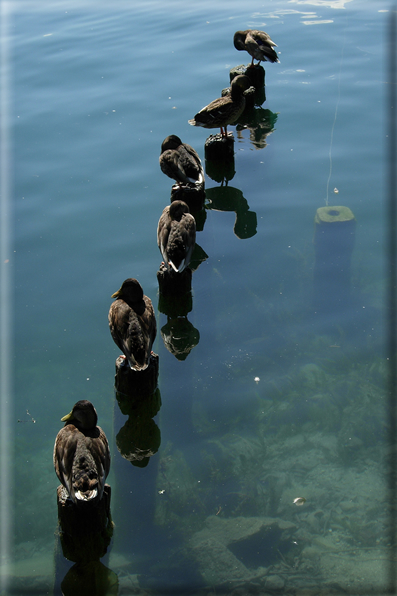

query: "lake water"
(1, 0), (394, 594)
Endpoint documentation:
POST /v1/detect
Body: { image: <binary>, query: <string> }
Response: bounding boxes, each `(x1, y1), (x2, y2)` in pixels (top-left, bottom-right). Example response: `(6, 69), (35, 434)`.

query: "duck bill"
(111, 289), (122, 298)
(61, 410), (73, 422)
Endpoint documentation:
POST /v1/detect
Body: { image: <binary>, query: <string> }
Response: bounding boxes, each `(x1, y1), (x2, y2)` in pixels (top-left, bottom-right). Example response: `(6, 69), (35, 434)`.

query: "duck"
(53, 400), (110, 504)
(188, 74), (251, 138)
(233, 30), (279, 66)
(160, 135), (205, 189)
(108, 278), (157, 371)
(157, 200), (196, 273)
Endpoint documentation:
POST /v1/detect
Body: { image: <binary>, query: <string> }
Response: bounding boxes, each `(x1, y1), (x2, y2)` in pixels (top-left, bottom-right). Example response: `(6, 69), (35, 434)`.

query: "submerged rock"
(189, 515), (297, 588)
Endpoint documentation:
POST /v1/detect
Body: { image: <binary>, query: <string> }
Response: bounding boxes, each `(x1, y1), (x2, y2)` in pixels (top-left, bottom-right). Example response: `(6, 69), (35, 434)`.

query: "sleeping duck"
(108, 278), (156, 371)
(233, 30), (279, 66)
(157, 200), (196, 273)
(188, 74), (251, 138)
(160, 135), (205, 189)
(53, 400), (110, 504)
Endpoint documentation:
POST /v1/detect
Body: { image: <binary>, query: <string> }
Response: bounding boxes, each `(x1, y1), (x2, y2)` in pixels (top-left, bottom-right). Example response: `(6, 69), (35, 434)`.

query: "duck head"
(61, 400), (98, 430)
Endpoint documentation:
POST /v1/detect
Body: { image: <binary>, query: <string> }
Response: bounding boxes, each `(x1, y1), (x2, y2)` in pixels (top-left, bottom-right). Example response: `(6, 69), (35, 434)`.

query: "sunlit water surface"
(2, 0), (391, 593)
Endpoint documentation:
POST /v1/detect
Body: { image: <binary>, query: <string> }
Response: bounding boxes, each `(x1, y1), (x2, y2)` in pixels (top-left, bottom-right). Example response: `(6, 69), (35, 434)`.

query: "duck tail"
(75, 488), (98, 501)
(169, 259), (184, 273)
(196, 172), (205, 186)
(130, 361), (149, 372)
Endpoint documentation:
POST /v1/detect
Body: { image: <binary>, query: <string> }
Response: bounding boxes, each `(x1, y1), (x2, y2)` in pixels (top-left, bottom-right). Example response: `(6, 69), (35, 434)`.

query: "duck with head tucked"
(157, 200), (196, 273)
(108, 278), (157, 371)
(160, 135), (205, 189)
(188, 74), (251, 138)
(53, 400), (110, 504)
(233, 29), (279, 67)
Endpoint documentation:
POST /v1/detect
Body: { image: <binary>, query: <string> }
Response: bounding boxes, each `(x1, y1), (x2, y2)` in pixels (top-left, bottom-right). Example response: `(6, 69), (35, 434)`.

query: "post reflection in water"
(114, 354), (161, 469)
(157, 263), (200, 360)
(60, 560), (118, 596)
(55, 485), (117, 596)
(110, 352), (162, 582)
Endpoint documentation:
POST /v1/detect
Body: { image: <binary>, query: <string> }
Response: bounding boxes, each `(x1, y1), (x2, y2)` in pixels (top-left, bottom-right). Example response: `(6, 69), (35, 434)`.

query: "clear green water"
(1, 0), (392, 594)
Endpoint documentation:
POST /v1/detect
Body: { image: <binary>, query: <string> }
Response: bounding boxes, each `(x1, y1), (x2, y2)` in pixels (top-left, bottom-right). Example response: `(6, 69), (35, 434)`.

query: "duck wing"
(139, 295), (157, 359)
(73, 427), (110, 501)
(108, 299), (150, 370)
(189, 95), (235, 128)
(178, 144), (204, 184)
(160, 149), (191, 185)
(157, 207), (171, 263)
(167, 214), (196, 272)
(246, 30), (279, 63)
(54, 425), (79, 498)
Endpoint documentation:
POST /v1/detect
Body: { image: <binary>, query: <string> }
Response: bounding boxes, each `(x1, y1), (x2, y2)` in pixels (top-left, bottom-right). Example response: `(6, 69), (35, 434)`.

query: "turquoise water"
(1, 0), (392, 593)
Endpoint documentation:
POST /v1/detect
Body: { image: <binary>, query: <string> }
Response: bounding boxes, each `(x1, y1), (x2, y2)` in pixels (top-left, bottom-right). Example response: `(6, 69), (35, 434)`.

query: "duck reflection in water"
(236, 108), (278, 150)
(108, 278), (157, 371)
(113, 356), (161, 469)
(205, 186), (257, 240)
(115, 389), (161, 468)
(60, 560), (118, 596)
(161, 316), (200, 360)
(157, 200), (196, 273)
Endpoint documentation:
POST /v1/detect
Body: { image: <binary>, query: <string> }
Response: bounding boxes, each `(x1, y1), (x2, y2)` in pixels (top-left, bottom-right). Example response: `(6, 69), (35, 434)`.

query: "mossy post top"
(315, 206), (356, 225)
